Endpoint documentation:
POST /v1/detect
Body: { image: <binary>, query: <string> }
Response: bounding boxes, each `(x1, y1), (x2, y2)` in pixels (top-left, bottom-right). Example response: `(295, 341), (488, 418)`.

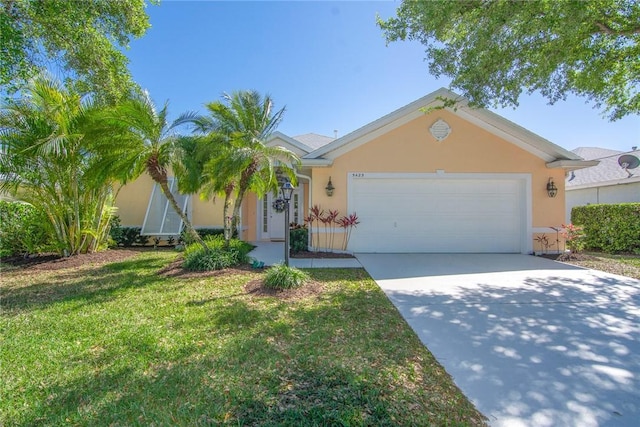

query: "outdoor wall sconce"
(546, 177), (558, 198)
(325, 177), (335, 197)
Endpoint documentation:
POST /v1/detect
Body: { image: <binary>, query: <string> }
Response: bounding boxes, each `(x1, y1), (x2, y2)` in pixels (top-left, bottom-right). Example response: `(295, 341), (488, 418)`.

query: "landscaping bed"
(0, 248), (145, 272)
(540, 252), (640, 280)
(291, 250), (355, 259)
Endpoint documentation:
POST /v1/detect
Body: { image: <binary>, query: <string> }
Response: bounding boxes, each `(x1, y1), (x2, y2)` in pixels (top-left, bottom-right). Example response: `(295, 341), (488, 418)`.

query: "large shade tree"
(378, 0), (640, 120)
(88, 92), (208, 250)
(1, 0), (154, 103)
(194, 91), (300, 246)
(0, 74), (115, 255)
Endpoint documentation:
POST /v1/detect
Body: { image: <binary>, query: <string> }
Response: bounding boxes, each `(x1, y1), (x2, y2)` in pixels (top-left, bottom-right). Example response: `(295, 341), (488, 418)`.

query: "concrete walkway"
(356, 253), (640, 427)
(248, 241), (362, 268)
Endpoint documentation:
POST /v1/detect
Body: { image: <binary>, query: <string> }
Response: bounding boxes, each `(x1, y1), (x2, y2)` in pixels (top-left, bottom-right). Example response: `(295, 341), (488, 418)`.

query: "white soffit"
(546, 159), (600, 171)
(455, 107), (578, 163)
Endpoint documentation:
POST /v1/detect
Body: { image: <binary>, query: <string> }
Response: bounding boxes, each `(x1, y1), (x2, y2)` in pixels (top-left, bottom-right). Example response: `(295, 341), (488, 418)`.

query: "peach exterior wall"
(308, 110), (566, 251)
(114, 174), (225, 228)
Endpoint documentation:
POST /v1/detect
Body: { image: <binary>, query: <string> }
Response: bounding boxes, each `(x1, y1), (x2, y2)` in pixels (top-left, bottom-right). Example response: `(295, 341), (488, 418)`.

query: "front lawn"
(1, 251), (486, 426)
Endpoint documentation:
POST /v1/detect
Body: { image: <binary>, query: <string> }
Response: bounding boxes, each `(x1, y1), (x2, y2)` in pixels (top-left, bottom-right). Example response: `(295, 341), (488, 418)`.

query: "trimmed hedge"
(571, 203), (640, 254)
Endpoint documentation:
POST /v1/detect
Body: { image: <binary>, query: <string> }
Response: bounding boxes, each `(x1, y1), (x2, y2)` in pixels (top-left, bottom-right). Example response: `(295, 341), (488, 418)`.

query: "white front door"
(261, 189), (303, 241)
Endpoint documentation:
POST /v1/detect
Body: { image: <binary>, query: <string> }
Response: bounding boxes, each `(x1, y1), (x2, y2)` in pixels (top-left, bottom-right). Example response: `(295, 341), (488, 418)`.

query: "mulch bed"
(0, 248), (145, 272)
(291, 250), (354, 259)
(538, 253), (595, 262)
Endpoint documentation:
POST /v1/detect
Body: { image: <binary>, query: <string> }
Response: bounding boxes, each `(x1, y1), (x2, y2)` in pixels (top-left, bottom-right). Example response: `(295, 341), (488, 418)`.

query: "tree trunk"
(222, 185), (234, 248)
(230, 188), (247, 243)
(147, 155), (208, 251)
(157, 180), (208, 251)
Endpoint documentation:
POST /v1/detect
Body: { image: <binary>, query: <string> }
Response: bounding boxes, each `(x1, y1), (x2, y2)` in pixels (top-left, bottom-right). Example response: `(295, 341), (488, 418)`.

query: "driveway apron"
(356, 253), (640, 427)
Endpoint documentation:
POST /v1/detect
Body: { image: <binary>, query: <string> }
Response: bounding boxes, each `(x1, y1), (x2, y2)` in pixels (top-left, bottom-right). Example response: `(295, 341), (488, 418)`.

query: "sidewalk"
(248, 241), (362, 268)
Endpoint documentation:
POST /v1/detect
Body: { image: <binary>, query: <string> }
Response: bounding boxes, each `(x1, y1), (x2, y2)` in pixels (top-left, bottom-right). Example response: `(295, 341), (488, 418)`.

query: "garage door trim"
(347, 172), (532, 254)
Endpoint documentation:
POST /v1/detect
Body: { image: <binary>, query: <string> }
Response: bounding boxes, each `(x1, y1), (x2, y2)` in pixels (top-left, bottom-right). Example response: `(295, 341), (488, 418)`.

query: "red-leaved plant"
(305, 206), (360, 252)
(321, 209), (339, 252)
(308, 205), (324, 250)
(337, 212), (360, 251)
(562, 223), (586, 253)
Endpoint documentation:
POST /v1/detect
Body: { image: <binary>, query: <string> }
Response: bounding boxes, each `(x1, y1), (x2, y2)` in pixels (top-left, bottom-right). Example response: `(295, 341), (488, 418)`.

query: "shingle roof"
(567, 147), (640, 187)
(571, 147), (623, 161)
(292, 133), (335, 150)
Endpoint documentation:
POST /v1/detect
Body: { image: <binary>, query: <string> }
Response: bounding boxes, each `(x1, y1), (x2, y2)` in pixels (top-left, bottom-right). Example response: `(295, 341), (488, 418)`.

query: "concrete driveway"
(356, 254), (640, 427)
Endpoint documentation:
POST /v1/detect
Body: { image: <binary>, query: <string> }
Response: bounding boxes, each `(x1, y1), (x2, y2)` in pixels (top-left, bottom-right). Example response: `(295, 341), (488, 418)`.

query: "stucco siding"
(308, 110), (565, 251)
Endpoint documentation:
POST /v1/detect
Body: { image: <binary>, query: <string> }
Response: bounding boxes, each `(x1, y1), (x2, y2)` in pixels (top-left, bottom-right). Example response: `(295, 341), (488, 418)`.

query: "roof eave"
(268, 131), (313, 155)
(301, 158), (333, 167)
(546, 159), (600, 171)
(306, 87), (455, 159)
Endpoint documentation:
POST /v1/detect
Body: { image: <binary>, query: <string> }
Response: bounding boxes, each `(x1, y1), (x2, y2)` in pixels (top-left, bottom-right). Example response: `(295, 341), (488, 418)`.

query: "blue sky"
(126, 0), (639, 153)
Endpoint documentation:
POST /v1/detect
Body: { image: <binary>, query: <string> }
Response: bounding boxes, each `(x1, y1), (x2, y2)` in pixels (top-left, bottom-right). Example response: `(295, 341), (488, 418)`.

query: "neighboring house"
(115, 88), (597, 254)
(565, 146), (640, 222)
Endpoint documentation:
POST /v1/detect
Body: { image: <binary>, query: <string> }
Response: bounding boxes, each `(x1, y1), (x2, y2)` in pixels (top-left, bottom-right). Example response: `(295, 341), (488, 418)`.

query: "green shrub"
(0, 201), (55, 257)
(572, 203), (640, 253)
(182, 236), (253, 271)
(290, 226), (308, 253)
(179, 228), (236, 245)
(134, 234), (150, 246)
(109, 216), (142, 247)
(263, 263), (310, 290)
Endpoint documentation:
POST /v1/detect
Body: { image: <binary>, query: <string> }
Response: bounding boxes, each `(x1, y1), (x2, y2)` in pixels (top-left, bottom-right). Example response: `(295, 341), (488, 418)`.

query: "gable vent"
(429, 119), (451, 141)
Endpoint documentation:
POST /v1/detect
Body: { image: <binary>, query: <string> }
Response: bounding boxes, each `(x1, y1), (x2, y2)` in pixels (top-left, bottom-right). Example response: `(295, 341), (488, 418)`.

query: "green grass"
(1, 252), (486, 426)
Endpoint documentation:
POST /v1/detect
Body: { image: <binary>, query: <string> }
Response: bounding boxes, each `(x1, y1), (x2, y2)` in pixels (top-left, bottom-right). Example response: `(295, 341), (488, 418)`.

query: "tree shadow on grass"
(5, 270), (486, 426)
(0, 256), (172, 314)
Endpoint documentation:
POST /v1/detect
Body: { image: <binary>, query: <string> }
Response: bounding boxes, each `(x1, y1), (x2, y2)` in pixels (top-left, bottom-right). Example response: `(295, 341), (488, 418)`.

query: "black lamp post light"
(280, 181), (295, 266)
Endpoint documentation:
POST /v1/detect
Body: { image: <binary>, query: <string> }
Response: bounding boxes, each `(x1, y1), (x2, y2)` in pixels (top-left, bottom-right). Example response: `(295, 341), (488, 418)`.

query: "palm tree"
(197, 90), (300, 246)
(88, 91), (207, 250)
(0, 74), (115, 255)
(176, 133), (240, 245)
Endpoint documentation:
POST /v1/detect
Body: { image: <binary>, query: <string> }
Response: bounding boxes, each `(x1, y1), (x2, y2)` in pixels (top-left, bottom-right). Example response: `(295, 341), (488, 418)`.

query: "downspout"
(296, 172), (312, 250)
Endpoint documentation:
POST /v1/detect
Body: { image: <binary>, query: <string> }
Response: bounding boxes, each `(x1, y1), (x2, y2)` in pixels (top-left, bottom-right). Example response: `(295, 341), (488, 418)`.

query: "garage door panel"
(349, 175), (524, 253)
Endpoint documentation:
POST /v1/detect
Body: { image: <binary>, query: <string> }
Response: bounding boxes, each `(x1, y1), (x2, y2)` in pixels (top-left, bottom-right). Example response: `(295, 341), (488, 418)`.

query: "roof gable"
(304, 88), (587, 166)
(267, 131), (313, 156)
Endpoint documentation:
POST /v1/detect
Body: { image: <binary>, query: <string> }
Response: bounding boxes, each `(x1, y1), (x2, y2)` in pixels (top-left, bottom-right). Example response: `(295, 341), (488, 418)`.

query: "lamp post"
(280, 181), (295, 266)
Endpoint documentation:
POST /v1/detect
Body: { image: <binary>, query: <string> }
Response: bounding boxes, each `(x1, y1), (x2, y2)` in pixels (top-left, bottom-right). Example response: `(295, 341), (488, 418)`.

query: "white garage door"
(348, 174), (526, 253)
